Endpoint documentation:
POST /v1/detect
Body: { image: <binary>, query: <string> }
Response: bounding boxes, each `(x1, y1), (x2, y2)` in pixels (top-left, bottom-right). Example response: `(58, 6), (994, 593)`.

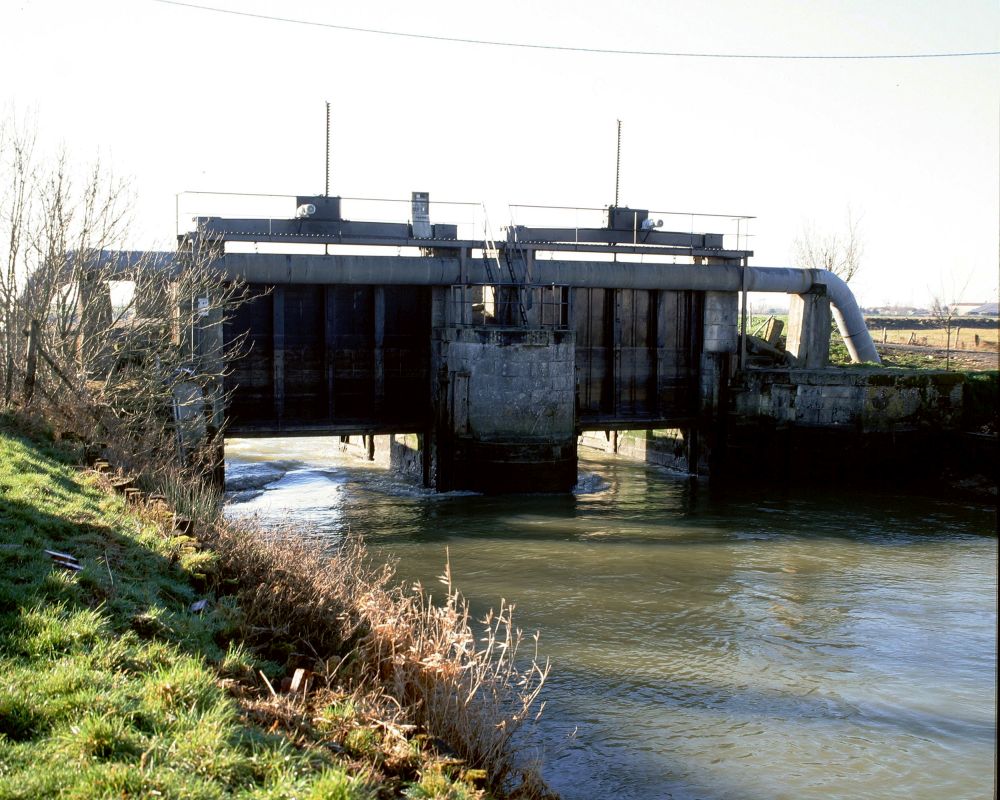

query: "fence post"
(23, 319), (40, 405)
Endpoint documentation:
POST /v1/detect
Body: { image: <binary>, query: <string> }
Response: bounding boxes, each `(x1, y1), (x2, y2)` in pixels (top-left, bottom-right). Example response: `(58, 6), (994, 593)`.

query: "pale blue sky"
(2, 0), (998, 306)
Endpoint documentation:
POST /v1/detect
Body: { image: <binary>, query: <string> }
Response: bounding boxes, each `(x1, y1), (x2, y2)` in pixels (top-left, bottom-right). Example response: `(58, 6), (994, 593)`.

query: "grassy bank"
(0, 421), (549, 799)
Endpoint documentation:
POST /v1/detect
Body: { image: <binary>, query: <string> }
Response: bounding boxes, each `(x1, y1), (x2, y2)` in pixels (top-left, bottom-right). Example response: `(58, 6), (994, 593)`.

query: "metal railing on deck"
(175, 191), (485, 241)
(508, 203), (755, 253)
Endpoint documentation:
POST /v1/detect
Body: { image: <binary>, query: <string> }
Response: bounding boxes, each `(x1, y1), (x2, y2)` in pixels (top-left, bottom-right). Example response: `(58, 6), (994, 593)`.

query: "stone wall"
(340, 433), (424, 481)
(734, 368), (965, 431)
(578, 368), (969, 486)
(439, 327), (576, 440)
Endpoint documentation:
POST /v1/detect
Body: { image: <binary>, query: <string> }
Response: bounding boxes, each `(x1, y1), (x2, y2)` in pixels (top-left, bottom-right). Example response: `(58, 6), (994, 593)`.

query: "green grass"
(0, 423), (464, 799)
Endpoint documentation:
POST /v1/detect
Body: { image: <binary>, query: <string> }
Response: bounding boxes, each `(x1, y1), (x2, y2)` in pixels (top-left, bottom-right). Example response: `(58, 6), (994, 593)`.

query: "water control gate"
(188, 195), (754, 492)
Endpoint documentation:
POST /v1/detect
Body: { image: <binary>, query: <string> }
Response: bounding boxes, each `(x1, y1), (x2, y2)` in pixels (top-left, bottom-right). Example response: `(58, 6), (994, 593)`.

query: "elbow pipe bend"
(806, 269), (880, 365)
(743, 266), (879, 364)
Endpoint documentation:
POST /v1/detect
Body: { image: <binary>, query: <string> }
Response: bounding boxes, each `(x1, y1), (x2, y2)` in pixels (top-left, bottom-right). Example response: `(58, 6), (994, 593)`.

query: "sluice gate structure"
(181, 194), (878, 493)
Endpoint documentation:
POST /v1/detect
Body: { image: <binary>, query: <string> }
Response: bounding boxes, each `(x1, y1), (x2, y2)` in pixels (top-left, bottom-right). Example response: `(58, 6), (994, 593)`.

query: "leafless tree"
(1, 111), (246, 481)
(0, 112), (36, 404)
(793, 208), (864, 283)
(929, 273), (972, 371)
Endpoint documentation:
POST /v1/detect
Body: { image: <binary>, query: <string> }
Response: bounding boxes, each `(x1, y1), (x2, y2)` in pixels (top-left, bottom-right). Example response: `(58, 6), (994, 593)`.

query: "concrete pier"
(432, 327), (577, 492)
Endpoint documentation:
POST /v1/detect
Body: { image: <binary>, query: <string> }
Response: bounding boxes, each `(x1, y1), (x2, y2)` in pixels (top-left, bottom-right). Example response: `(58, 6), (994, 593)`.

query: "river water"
(224, 437), (997, 800)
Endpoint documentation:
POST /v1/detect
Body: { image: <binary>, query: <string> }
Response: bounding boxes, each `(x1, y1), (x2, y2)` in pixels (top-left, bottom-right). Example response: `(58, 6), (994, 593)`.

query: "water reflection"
(225, 437), (997, 800)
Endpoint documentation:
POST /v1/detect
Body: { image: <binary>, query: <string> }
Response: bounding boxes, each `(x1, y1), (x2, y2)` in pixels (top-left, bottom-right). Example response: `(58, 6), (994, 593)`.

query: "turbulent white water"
(225, 437), (998, 800)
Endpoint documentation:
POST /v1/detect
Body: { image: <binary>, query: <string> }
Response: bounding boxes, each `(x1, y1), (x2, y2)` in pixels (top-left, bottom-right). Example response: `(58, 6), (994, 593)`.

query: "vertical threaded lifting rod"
(614, 119), (622, 207)
(325, 101), (331, 197)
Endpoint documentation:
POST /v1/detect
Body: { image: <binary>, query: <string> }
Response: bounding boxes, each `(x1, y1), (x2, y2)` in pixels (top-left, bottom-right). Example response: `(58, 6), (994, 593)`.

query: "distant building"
(950, 302), (998, 316)
(862, 305), (929, 317)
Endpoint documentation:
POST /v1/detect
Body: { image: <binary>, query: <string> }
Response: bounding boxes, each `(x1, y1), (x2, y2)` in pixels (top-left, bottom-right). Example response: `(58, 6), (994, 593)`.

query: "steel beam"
(512, 225), (724, 250)
(196, 217), (463, 246)
(226, 421), (426, 437)
(514, 241), (751, 259)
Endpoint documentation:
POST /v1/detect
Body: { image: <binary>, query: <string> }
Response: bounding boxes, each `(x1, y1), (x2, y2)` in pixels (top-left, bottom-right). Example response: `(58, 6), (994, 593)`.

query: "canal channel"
(225, 437), (997, 800)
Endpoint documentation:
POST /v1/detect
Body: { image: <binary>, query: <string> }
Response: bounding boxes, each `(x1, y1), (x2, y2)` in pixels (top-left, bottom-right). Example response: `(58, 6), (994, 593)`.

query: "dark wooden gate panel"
(224, 288), (273, 426)
(574, 287), (701, 426)
(574, 287), (611, 415)
(283, 285), (325, 421)
(656, 290), (699, 415)
(225, 283), (431, 433)
(382, 286), (430, 421)
(616, 288), (653, 416)
(329, 286), (375, 420)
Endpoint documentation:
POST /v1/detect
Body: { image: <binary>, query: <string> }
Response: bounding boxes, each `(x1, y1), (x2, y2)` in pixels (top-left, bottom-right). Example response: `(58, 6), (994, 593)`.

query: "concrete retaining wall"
(578, 369), (969, 487)
(340, 433), (424, 481)
(734, 368), (965, 431)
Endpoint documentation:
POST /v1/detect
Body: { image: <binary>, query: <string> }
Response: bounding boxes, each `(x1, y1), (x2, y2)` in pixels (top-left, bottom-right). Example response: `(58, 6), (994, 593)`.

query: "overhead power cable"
(151, 0), (1000, 61)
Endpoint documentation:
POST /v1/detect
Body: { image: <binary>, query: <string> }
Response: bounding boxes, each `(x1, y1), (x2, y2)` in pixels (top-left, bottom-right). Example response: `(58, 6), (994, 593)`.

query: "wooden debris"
(259, 670), (278, 698)
(763, 316), (785, 346)
(83, 443), (106, 466)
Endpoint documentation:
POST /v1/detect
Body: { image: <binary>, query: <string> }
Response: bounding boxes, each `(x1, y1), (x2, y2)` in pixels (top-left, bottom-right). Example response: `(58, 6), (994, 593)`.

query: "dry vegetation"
(203, 522), (551, 795)
(861, 317), (998, 372)
(751, 314), (999, 372)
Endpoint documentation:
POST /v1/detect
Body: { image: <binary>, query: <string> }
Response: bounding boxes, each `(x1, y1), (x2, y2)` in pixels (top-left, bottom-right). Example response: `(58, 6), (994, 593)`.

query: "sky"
(2, 0), (998, 308)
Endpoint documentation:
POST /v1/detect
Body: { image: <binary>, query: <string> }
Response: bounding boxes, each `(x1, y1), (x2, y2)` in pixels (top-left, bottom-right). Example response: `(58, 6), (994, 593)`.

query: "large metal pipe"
(219, 254), (880, 363)
(805, 270), (880, 365)
(525, 261), (879, 364)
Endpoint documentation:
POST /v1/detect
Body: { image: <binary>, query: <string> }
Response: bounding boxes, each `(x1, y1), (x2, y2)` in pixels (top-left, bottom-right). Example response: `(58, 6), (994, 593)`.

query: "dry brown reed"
(205, 525), (378, 658)
(359, 557), (550, 791)
(202, 523), (551, 796)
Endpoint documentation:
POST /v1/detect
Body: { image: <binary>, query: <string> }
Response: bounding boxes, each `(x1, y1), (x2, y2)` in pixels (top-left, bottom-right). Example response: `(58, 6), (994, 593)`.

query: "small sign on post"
(411, 191), (431, 238)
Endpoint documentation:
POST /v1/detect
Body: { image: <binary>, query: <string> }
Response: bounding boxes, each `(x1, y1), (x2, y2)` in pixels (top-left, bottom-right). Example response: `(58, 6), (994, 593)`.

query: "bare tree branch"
(929, 272), (973, 371)
(793, 207), (864, 283)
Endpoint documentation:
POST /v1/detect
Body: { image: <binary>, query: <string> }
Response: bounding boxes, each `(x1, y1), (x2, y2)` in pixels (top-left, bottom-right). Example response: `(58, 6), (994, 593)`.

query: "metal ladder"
(481, 205), (527, 326)
(503, 225), (533, 317)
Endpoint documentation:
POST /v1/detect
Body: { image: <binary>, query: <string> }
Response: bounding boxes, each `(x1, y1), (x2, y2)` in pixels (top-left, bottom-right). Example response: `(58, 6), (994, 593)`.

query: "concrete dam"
(173, 192), (896, 493)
